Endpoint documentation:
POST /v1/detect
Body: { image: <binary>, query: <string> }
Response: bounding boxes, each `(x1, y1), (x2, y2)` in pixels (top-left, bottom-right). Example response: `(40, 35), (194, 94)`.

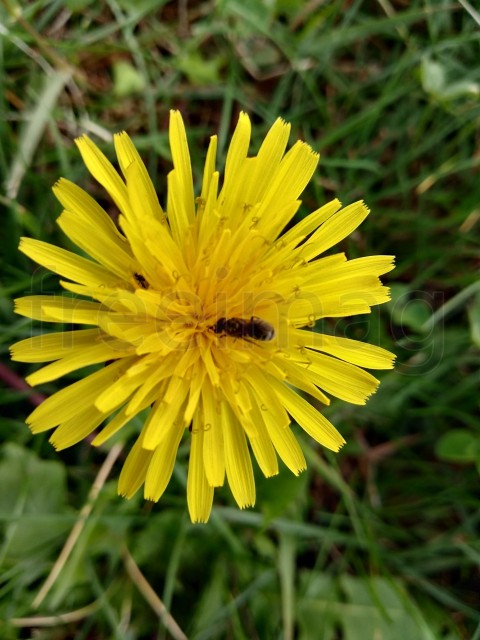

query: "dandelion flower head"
(12, 112), (395, 522)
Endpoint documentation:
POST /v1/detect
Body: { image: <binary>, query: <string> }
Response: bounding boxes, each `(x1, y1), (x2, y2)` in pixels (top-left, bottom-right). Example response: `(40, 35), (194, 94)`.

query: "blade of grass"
(5, 67), (71, 198)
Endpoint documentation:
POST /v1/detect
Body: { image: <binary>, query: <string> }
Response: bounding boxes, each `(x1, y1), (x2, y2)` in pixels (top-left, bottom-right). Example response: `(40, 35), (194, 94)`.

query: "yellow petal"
(188, 417), (214, 523)
(346, 255), (395, 277)
(143, 216), (189, 277)
(26, 358), (132, 432)
(125, 362), (172, 416)
(300, 201), (370, 260)
(57, 210), (136, 280)
(26, 339), (134, 386)
(50, 404), (105, 450)
(92, 405), (138, 447)
(297, 350), (380, 405)
(122, 161), (189, 279)
(257, 141), (319, 238)
(245, 369), (306, 474)
(183, 362), (205, 425)
(286, 274), (391, 322)
(278, 199), (342, 247)
(202, 379), (225, 487)
(94, 359), (149, 413)
(53, 178), (129, 246)
(114, 131), (165, 222)
(167, 111), (195, 242)
(264, 419), (306, 476)
(219, 375), (255, 437)
(293, 330), (396, 370)
(144, 420), (184, 501)
(53, 178), (135, 280)
(269, 347), (329, 404)
(269, 376), (345, 452)
(15, 295), (105, 324)
(197, 169), (220, 251)
(19, 237), (114, 286)
(11, 328), (104, 363)
(75, 135), (132, 218)
(247, 399), (278, 478)
(119, 215), (173, 287)
(118, 437), (154, 499)
(199, 135), (218, 210)
(217, 112), (251, 227)
(142, 379), (189, 450)
(222, 402), (255, 508)
(242, 117), (291, 205)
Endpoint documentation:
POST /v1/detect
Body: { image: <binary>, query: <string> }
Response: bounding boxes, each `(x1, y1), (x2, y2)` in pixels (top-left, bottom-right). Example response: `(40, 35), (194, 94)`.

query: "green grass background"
(1, 1), (479, 638)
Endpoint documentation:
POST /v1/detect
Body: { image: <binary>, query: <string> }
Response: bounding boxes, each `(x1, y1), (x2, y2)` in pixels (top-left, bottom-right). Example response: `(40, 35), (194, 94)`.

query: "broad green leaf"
(0, 443), (68, 560)
(112, 60), (146, 97)
(435, 430), (479, 464)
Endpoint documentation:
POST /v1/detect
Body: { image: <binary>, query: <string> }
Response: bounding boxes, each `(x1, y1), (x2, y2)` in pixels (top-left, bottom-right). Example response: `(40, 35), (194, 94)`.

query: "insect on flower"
(211, 316), (275, 342)
(133, 272), (149, 288)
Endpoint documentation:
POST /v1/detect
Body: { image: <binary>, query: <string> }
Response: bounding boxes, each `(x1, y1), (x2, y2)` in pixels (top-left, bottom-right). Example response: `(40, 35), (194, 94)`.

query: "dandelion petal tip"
(239, 500), (255, 509)
(74, 134), (87, 145)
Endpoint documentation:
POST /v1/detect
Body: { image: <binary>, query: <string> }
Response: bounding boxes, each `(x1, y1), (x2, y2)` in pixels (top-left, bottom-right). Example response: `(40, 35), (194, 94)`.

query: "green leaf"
(0, 443), (66, 517)
(388, 284), (432, 333)
(297, 573), (339, 640)
(340, 576), (434, 640)
(112, 60), (146, 97)
(435, 430), (480, 464)
(420, 57), (446, 95)
(0, 443), (68, 561)
(176, 53), (222, 86)
(256, 465), (309, 521)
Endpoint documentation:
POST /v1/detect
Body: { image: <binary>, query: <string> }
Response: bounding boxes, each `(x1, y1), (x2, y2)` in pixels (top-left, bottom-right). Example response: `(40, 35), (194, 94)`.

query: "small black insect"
(133, 272), (149, 289)
(211, 316), (275, 341)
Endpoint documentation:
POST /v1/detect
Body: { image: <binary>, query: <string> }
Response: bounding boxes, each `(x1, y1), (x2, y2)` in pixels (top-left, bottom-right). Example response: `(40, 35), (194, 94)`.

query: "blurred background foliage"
(1, 0), (479, 638)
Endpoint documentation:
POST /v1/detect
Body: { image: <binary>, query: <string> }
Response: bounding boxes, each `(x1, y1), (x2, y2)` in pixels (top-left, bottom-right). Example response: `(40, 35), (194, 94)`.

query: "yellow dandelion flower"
(11, 111), (395, 523)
